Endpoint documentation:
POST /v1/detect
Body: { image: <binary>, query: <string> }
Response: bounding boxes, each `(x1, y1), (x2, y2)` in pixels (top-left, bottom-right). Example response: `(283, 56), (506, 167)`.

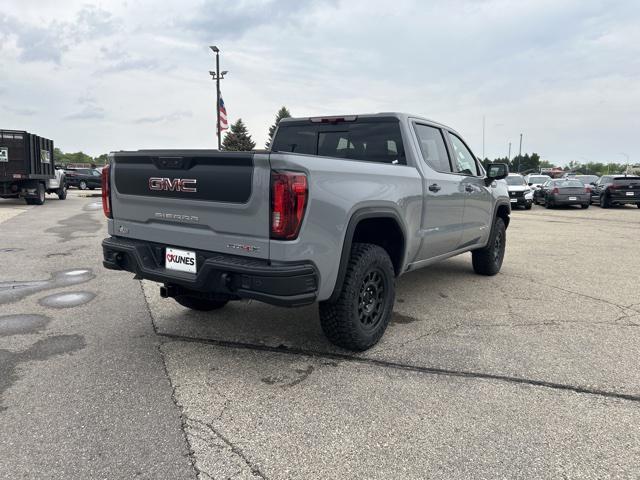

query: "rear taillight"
(101, 164), (112, 218)
(585, 185), (591, 193)
(552, 187), (559, 194)
(271, 171), (308, 240)
(609, 184), (618, 190)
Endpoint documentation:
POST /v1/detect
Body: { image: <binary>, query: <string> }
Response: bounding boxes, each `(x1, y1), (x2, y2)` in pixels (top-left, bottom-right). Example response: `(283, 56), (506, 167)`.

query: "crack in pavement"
(138, 281), (200, 480)
(189, 418), (270, 480)
(499, 272), (638, 316)
(154, 331), (640, 404)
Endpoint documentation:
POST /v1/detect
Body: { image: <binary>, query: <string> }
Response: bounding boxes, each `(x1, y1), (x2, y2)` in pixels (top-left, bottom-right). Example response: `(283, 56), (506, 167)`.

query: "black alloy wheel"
(357, 268), (387, 332)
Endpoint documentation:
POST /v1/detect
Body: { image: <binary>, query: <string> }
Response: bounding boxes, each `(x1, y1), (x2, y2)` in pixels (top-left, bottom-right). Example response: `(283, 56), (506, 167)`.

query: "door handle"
(428, 183), (441, 192)
(464, 184), (474, 193)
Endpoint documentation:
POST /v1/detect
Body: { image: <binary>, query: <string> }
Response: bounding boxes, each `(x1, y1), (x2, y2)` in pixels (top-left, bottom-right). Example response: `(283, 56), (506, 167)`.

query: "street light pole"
(508, 142), (511, 163)
(209, 46), (228, 150)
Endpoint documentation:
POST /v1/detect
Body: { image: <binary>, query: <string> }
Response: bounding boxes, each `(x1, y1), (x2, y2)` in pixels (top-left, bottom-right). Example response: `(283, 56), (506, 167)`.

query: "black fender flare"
(328, 207), (407, 303)
(484, 200), (511, 247)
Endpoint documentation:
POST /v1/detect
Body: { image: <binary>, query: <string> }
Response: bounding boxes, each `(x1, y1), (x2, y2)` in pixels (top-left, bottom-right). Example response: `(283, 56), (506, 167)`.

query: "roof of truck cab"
(279, 112), (461, 135)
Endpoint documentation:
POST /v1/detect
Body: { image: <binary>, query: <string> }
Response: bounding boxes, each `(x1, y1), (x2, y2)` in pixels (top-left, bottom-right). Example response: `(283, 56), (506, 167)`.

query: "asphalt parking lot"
(1, 192), (639, 479)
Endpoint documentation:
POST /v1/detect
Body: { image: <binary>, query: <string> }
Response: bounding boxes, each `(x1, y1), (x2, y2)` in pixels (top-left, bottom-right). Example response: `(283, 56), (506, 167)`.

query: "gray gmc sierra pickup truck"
(102, 113), (510, 350)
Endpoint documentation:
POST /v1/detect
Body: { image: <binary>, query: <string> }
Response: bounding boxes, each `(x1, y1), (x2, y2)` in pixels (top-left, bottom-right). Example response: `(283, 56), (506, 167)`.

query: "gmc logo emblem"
(149, 177), (197, 193)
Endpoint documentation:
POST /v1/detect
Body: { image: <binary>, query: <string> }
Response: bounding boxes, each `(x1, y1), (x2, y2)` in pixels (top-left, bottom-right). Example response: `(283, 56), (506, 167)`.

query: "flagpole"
(209, 46), (228, 150)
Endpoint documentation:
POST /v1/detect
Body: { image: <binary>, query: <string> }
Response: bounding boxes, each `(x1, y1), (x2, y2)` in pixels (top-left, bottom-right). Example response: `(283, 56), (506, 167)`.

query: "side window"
(448, 133), (479, 176)
(413, 124), (451, 173)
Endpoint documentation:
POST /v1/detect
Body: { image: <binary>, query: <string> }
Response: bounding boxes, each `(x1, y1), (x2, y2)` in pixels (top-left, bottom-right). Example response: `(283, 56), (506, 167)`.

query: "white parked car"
(506, 173), (534, 209)
(524, 174), (551, 190)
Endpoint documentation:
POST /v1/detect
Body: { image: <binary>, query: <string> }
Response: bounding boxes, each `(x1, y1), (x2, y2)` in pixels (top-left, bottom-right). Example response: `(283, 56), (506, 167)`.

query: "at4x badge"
(226, 243), (260, 253)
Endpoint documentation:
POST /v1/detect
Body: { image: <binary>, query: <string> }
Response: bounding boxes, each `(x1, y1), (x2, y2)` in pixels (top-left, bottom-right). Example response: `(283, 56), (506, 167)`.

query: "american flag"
(218, 97), (228, 132)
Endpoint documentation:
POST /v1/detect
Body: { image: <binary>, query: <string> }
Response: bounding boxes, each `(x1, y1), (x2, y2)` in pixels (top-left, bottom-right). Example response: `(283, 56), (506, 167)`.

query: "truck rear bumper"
(102, 236), (319, 307)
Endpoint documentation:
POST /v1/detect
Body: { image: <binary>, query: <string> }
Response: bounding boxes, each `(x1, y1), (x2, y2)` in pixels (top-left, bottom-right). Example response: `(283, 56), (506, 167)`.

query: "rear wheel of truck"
(174, 295), (228, 311)
(319, 243), (395, 351)
(57, 184), (67, 200)
(472, 217), (506, 276)
(25, 183), (46, 205)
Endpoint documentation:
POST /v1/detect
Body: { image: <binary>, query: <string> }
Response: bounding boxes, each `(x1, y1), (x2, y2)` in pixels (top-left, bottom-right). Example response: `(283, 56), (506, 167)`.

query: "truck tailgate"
(110, 151), (271, 259)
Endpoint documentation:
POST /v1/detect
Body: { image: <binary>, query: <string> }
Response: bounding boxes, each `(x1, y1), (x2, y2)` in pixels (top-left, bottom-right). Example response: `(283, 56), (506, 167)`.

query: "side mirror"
(486, 163), (509, 184)
(590, 182), (596, 186)
(528, 182), (533, 186)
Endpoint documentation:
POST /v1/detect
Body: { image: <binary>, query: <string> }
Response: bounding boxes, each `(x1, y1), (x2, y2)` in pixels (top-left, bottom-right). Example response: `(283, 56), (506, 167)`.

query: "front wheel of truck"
(472, 217), (506, 276)
(319, 243), (395, 351)
(174, 295), (228, 311)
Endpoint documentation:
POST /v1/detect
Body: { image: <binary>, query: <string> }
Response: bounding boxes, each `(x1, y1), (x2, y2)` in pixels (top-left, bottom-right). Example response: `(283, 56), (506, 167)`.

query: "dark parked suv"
(65, 168), (102, 190)
(590, 175), (640, 208)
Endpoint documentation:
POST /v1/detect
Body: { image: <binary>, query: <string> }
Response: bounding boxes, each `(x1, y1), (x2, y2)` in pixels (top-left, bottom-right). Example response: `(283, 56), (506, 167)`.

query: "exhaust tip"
(160, 285), (176, 298)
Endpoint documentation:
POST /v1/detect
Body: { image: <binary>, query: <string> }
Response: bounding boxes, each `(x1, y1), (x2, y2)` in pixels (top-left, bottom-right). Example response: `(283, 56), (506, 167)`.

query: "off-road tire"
(319, 243), (395, 351)
(174, 295), (228, 311)
(600, 194), (610, 208)
(472, 217), (506, 276)
(57, 184), (67, 200)
(25, 183), (46, 205)
(524, 202), (532, 210)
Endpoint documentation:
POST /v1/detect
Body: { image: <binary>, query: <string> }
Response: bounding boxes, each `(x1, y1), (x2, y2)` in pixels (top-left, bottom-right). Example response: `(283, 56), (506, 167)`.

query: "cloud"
(64, 100), (106, 120)
(134, 111), (193, 124)
(3, 105), (37, 116)
(177, 0), (326, 40)
(0, 5), (116, 64)
(96, 44), (166, 74)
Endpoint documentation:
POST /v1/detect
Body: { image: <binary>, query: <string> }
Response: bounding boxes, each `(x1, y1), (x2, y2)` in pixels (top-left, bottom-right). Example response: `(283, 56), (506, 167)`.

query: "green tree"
(94, 153), (109, 165)
(539, 159), (554, 169)
(222, 119), (256, 151)
(266, 106), (291, 148)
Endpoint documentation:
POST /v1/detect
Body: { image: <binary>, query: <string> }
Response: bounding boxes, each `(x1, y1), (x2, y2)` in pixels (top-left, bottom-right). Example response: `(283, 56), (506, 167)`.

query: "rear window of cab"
(272, 121), (406, 165)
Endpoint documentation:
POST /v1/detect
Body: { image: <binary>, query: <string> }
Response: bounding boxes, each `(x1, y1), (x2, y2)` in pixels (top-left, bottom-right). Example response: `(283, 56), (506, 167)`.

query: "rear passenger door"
(446, 132), (493, 249)
(411, 123), (465, 260)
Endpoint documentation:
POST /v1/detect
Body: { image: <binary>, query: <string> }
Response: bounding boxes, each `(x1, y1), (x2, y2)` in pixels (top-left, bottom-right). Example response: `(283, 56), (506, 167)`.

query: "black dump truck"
(0, 130), (67, 205)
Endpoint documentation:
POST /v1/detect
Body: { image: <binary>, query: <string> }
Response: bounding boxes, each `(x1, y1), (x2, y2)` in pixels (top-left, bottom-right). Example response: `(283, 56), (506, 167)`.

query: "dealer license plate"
(626, 191), (634, 196)
(569, 196), (577, 201)
(165, 247), (197, 274)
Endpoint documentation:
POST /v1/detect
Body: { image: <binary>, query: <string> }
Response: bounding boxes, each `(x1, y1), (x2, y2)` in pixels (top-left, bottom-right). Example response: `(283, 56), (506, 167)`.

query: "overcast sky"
(1, 0), (638, 165)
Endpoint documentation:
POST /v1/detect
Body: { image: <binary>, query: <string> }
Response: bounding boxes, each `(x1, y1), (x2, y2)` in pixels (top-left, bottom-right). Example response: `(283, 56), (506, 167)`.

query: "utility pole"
(209, 46), (228, 150)
(619, 152), (630, 174)
(517, 133), (523, 173)
(482, 115), (485, 160)
(508, 142), (511, 163)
